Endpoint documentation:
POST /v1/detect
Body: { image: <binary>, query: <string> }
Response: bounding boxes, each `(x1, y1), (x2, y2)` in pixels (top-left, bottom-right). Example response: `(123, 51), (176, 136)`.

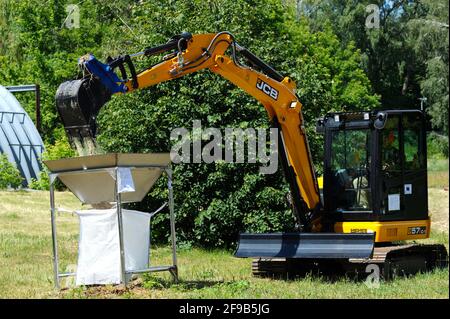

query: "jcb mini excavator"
(56, 32), (448, 279)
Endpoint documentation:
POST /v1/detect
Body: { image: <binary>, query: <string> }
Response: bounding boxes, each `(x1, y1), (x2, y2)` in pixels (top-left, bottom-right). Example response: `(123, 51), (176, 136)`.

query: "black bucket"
(55, 77), (112, 141)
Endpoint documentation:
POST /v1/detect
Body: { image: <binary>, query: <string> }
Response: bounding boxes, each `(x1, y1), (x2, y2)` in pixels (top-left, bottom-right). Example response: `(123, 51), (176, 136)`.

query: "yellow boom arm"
(73, 32), (321, 224)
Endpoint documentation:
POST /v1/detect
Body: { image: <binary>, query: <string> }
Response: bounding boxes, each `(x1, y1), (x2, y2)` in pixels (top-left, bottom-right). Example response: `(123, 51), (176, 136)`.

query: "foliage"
(427, 132), (449, 159)
(299, 0), (449, 134)
(41, 132), (76, 160)
(407, 0), (449, 135)
(0, 154), (23, 189)
(28, 170), (50, 191)
(29, 133), (75, 190)
(421, 57), (448, 135)
(0, 0), (120, 144)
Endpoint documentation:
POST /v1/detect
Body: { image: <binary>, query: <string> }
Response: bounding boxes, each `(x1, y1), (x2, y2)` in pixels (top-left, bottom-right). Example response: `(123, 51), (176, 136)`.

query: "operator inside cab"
(382, 130), (400, 171)
(329, 129), (372, 212)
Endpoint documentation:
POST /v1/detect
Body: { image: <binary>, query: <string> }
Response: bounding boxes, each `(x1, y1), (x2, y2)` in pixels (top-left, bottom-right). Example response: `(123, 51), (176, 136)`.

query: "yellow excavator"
(56, 32), (447, 279)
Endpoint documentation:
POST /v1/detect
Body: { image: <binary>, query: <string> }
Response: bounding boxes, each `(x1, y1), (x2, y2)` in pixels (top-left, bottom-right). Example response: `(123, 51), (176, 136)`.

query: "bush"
(41, 132), (76, 160)
(29, 169), (50, 190)
(0, 154), (23, 189)
(29, 134), (75, 191)
(427, 132), (449, 158)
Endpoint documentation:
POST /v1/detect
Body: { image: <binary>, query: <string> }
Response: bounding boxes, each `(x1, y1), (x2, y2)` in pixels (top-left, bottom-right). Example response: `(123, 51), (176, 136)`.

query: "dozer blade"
(235, 232), (375, 259)
(55, 77), (112, 152)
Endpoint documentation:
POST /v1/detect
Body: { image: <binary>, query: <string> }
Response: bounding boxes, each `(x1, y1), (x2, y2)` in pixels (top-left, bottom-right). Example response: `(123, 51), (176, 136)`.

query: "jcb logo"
(256, 78), (278, 100)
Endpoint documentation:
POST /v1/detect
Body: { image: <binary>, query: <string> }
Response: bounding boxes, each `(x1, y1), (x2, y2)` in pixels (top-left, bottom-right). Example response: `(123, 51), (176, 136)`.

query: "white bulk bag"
(75, 209), (151, 285)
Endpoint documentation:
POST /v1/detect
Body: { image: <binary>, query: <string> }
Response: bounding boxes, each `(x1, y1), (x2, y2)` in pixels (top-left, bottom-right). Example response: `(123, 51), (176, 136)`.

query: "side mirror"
(374, 112), (388, 130)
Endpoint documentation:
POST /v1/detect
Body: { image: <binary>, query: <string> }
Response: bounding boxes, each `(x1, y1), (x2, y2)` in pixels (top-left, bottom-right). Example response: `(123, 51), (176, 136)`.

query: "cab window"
(402, 114), (425, 170)
(381, 116), (401, 173)
(330, 129), (372, 211)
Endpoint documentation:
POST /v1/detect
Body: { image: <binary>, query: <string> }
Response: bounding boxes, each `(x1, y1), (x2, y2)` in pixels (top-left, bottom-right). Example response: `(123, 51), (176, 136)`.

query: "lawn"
(428, 158), (449, 189)
(0, 163), (448, 299)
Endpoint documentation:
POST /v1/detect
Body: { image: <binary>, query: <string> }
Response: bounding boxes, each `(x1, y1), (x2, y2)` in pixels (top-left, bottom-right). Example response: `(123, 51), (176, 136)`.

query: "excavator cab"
(317, 110), (430, 242)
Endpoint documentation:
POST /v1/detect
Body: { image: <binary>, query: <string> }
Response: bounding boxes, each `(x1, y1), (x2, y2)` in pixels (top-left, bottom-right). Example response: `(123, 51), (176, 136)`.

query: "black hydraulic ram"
(143, 32), (192, 57)
(235, 43), (285, 82)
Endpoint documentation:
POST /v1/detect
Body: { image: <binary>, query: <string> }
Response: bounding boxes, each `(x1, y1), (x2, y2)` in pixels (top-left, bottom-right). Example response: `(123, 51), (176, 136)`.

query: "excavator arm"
(56, 31), (320, 226)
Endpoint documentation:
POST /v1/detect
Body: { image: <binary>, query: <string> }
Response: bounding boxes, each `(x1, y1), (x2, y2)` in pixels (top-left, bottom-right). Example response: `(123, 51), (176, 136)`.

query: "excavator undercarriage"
(251, 244), (448, 280)
(55, 31), (448, 281)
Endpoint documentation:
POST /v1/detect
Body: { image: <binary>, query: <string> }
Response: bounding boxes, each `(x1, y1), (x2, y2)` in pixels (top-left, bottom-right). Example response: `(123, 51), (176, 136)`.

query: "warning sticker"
(388, 194), (400, 211)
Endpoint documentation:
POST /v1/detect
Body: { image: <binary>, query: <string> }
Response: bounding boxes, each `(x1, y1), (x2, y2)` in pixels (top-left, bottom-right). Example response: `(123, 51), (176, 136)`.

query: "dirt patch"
(60, 278), (143, 299)
(429, 188), (449, 233)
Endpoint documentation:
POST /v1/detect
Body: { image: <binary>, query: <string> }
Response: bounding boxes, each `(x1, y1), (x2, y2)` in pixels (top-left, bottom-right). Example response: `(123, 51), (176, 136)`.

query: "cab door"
(378, 111), (427, 220)
(401, 112), (427, 220)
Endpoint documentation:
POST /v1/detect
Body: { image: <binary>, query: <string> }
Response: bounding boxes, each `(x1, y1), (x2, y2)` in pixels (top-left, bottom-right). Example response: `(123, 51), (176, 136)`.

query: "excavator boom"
(57, 32), (321, 217)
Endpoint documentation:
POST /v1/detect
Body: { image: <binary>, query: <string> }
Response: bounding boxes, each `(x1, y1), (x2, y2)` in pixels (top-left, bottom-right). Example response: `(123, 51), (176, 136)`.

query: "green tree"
(407, 0), (449, 134)
(0, 0), (122, 143)
(297, 0), (448, 134)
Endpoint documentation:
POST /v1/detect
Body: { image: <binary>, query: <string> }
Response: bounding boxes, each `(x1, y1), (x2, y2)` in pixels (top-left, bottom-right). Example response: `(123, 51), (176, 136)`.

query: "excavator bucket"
(55, 77), (112, 153)
(235, 232), (375, 259)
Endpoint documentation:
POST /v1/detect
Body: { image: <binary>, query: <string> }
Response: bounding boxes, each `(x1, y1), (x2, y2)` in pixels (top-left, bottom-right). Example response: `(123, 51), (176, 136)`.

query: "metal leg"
(50, 176), (60, 289)
(169, 267), (178, 283)
(166, 168), (178, 283)
(148, 209), (152, 270)
(115, 169), (127, 287)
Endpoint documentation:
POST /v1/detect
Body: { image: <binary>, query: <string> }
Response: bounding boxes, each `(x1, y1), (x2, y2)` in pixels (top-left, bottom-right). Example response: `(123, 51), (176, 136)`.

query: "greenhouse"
(0, 85), (44, 186)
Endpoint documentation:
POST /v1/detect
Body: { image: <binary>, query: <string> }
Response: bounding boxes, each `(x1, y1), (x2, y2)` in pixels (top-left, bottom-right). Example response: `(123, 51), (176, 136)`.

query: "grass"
(64, 245), (449, 299)
(0, 191), (81, 298)
(428, 158), (449, 172)
(0, 157), (448, 298)
(428, 158), (449, 188)
(427, 157), (449, 234)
